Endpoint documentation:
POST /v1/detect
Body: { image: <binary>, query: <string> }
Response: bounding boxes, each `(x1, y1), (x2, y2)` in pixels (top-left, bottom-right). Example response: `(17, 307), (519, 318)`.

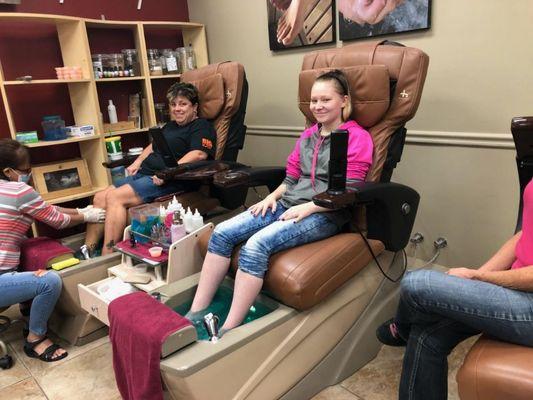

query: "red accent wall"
(0, 0), (190, 138)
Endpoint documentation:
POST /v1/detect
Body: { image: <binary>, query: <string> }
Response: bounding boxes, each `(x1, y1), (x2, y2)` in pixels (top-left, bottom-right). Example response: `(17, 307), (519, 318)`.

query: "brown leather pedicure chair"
(155, 40), (430, 400)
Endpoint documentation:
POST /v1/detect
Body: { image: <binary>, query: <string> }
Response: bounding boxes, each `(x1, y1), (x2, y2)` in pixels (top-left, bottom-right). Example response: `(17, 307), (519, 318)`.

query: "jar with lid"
(148, 49), (163, 76)
(121, 49), (139, 77)
(177, 46), (197, 72)
(41, 115), (67, 141)
(107, 53), (125, 77)
(91, 54), (104, 79)
(162, 49), (179, 75)
(155, 103), (170, 126)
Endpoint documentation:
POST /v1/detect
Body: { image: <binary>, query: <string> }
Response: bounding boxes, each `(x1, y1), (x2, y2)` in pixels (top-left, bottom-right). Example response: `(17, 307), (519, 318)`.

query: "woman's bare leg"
(102, 185), (143, 255)
(189, 252), (232, 313)
(84, 186), (114, 253)
(222, 269), (263, 331)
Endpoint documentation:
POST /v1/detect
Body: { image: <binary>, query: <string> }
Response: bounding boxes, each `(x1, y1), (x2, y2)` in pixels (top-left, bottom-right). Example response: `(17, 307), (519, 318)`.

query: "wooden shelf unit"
(0, 13), (208, 235)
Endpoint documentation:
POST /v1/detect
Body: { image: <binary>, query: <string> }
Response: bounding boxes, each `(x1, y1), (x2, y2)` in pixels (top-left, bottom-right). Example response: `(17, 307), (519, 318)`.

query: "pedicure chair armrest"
(213, 167), (286, 192)
(313, 182), (420, 251)
(155, 160), (247, 181)
(102, 155), (137, 169)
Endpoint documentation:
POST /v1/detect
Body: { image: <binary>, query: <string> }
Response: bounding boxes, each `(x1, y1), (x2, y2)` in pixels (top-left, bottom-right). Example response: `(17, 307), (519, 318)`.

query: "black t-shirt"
(139, 118), (217, 175)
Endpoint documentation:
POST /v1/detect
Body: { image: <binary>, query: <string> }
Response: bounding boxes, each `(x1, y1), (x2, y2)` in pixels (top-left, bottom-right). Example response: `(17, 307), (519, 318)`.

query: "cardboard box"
(103, 121), (136, 133)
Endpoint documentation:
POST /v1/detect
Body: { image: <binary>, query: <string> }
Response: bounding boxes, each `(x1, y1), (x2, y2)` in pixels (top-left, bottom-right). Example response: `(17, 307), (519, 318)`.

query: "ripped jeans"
(207, 202), (340, 278)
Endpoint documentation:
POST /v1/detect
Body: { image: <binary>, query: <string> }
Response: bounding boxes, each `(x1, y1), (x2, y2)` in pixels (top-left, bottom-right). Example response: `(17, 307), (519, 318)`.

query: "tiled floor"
(0, 305), (476, 400)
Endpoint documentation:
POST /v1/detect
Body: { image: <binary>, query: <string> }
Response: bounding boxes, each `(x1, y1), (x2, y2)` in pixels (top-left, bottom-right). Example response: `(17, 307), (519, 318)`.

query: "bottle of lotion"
(108, 100), (118, 124)
(183, 207), (194, 233)
(192, 209), (204, 230)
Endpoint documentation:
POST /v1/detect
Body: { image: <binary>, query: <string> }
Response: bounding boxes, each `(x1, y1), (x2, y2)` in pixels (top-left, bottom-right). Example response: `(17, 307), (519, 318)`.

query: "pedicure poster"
(267, 0), (336, 51)
(339, 0), (431, 41)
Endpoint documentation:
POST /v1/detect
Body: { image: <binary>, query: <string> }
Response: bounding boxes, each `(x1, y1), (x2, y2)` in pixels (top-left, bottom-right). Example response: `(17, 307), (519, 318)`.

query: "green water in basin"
(174, 285), (275, 341)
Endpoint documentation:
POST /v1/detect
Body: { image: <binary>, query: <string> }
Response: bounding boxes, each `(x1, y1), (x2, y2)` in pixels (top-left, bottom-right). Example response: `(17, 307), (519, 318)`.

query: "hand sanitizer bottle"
(171, 212), (186, 243)
(192, 209), (204, 230)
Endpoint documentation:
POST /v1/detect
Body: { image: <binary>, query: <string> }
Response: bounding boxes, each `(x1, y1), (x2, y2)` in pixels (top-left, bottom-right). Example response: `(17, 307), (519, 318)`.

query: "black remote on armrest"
(327, 129), (348, 195)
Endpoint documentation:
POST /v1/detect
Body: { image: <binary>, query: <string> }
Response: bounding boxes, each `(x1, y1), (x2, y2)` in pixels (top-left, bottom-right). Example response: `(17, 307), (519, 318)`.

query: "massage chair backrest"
(181, 61), (248, 161)
(299, 40), (429, 183)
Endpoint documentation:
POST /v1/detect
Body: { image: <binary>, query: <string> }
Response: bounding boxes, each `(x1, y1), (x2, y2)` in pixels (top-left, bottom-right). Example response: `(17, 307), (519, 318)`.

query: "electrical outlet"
(410, 232), (424, 244)
(434, 237), (448, 249)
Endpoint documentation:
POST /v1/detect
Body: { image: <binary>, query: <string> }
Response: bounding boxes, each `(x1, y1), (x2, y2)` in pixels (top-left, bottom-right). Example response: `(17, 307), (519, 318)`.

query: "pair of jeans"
(207, 202), (340, 278)
(395, 269), (533, 400)
(0, 270), (62, 336)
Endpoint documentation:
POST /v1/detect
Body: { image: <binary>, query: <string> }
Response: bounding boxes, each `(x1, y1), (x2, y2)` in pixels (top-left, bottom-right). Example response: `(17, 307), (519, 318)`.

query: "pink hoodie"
(285, 120), (373, 185)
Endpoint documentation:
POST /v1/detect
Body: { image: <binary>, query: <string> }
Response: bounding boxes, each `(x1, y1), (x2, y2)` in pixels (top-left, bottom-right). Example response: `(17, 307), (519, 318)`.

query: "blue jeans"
(0, 271), (62, 336)
(208, 203), (340, 278)
(114, 173), (194, 203)
(395, 269), (533, 400)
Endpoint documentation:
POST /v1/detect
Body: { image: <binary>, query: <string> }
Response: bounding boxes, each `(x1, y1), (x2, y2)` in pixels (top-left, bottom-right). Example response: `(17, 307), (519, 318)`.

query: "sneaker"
(376, 319), (407, 347)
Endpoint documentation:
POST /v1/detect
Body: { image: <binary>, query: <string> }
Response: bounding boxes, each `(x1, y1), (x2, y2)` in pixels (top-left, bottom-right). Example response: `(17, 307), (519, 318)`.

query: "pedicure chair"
(148, 40), (430, 399)
(48, 62), (250, 346)
(457, 116), (533, 400)
(75, 40), (427, 398)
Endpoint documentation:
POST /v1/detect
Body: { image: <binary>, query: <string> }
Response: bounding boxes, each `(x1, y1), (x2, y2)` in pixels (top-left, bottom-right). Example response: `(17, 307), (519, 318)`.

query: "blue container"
(110, 165), (126, 185)
(41, 115), (67, 141)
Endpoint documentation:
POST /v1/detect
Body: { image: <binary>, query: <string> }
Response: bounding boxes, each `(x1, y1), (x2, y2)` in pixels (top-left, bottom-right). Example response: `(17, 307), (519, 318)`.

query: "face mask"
(18, 172), (31, 183)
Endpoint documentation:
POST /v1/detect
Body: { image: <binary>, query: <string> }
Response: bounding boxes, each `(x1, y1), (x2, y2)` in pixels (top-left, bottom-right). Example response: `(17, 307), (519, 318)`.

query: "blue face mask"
(18, 172), (31, 183)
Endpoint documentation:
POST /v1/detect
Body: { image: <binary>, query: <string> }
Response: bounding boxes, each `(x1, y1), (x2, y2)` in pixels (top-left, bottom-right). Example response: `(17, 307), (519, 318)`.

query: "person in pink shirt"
(0, 139), (105, 362)
(377, 179), (533, 399)
(187, 70), (373, 335)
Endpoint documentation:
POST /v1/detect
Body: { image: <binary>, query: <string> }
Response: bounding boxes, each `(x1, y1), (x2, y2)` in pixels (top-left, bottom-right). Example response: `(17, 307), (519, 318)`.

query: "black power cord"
(353, 224), (407, 283)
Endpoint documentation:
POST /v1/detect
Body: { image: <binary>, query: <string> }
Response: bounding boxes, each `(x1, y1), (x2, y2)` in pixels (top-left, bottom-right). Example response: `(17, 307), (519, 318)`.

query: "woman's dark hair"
(166, 82), (200, 105)
(0, 139), (30, 180)
(315, 69), (353, 121)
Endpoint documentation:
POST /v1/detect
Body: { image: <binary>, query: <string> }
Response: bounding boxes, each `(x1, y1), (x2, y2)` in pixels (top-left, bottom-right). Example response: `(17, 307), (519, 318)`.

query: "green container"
(105, 136), (122, 154)
(16, 131), (39, 144)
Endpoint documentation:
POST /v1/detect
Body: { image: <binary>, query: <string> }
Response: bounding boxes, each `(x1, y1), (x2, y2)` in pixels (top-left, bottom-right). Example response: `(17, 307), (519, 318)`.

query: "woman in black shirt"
(85, 82), (217, 256)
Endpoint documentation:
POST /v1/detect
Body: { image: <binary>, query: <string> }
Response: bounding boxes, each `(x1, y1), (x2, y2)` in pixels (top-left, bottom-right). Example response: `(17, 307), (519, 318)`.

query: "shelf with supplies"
(150, 74), (182, 80)
(95, 77), (146, 83)
(3, 79), (92, 85)
(25, 135), (101, 148)
(0, 13), (208, 236)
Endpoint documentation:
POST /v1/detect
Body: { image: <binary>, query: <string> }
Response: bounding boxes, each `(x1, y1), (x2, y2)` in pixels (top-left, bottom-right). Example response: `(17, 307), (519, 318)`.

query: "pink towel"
(19, 237), (73, 272)
(108, 291), (192, 400)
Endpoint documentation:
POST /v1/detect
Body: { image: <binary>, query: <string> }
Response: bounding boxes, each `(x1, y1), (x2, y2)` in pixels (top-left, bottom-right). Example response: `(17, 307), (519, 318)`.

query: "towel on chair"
(108, 291), (192, 400)
(20, 237), (73, 272)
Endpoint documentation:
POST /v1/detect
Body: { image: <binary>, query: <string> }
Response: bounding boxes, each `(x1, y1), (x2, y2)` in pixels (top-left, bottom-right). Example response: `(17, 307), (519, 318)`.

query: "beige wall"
(188, 0), (532, 266)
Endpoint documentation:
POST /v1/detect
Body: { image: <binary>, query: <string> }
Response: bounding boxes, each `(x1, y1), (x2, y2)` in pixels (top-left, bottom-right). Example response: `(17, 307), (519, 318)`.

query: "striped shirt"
(0, 180), (70, 272)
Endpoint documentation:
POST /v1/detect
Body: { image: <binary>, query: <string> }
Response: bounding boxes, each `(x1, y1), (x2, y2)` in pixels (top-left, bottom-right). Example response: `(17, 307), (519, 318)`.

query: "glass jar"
(155, 103), (170, 126)
(148, 49), (163, 76)
(162, 49), (179, 74)
(101, 54), (113, 78)
(121, 49), (139, 77)
(107, 53), (125, 77)
(177, 46), (196, 72)
(91, 54), (104, 79)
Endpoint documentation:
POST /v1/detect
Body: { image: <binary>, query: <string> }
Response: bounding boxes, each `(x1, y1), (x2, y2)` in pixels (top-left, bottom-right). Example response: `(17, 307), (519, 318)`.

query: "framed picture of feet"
(267, 0), (336, 51)
(339, 0), (431, 42)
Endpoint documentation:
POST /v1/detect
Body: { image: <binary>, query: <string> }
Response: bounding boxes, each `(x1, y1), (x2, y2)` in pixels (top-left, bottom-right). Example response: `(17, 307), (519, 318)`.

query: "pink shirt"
(511, 179), (533, 269)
